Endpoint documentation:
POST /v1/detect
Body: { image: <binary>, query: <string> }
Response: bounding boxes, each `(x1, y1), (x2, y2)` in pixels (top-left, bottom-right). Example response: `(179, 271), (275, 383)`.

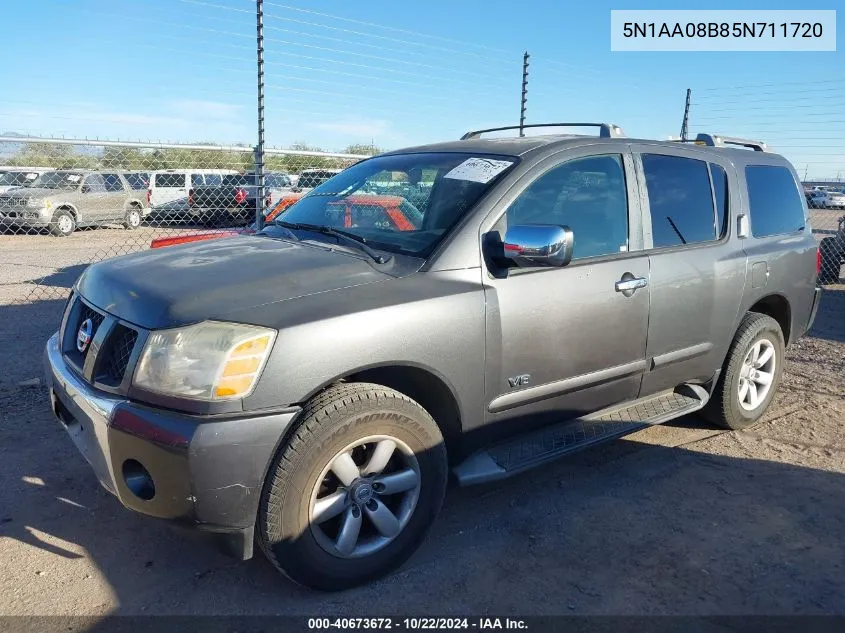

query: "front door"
(79, 174), (109, 225)
(482, 150), (651, 438)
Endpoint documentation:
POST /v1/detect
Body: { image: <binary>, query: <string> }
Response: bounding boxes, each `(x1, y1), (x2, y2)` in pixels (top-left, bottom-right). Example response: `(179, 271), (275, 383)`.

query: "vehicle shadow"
(0, 299), (67, 390)
(3, 398), (844, 620)
(808, 287), (845, 344)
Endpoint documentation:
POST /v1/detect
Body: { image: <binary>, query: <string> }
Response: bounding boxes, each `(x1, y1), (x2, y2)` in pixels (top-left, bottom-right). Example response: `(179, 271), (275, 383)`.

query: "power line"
(697, 78), (845, 92)
(179, 0), (514, 75)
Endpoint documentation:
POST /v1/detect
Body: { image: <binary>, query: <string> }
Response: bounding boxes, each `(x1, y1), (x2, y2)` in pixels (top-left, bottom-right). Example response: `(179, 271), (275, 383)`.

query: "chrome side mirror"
(503, 224), (574, 267)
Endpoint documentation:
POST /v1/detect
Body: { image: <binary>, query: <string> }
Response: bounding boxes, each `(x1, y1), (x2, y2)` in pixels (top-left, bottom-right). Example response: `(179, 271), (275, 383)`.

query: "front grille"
(0, 197), (26, 208)
(62, 296), (143, 391)
(99, 325), (138, 385)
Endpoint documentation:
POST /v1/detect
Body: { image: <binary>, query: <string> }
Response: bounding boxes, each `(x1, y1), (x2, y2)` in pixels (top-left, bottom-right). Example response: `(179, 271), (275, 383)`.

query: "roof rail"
(694, 133), (769, 152)
(460, 123), (625, 141)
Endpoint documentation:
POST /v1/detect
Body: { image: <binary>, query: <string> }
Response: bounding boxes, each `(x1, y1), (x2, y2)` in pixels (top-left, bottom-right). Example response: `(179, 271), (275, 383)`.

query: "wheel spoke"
(747, 381), (759, 407)
(335, 507), (362, 556)
(375, 468), (419, 495)
(755, 370), (774, 386)
(362, 439), (396, 476)
(755, 345), (774, 368)
(738, 379), (750, 403)
(364, 499), (401, 537)
(331, 451), (360, 486)
(312, 490), (348, 524)
(749, 342), (761, 365)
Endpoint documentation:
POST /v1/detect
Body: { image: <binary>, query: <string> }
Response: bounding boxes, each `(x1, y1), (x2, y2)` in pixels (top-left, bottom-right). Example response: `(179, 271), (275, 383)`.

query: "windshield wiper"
(274, 221), (392, 264)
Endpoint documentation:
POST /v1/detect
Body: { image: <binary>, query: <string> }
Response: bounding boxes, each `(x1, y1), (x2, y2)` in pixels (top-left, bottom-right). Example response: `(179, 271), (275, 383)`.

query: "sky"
(0, 0), (843, 177)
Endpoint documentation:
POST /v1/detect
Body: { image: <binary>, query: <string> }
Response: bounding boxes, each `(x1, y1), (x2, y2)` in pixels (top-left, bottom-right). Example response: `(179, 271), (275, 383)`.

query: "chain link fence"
(806, 187), (845, 285)
(0, 136), (367, 304)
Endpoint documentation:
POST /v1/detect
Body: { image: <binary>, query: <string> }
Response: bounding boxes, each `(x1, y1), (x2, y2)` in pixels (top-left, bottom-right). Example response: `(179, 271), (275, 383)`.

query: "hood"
(77, 234), (418, 329)
(0, 187), (59, 199)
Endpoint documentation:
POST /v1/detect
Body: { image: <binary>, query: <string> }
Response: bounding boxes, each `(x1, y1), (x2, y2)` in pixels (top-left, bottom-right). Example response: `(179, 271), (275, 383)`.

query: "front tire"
(49, 209), (76, 237)
(258, 383), (447, 591)
(704, 312), (785, 431)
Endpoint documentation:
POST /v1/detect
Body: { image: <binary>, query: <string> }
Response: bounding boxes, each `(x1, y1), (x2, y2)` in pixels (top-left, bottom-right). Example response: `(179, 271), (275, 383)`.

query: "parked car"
(0, 170), (147, 236)
(807, 189), (845, 209)
(189, 171), (293, 225)
(819, 214), (845, 284)
(295, 168), (342, 189)
(0, 168), (52, 193)
(147, 169), (236, 219)
(44, 124), (820, 590)
(148, 195), (423, 249)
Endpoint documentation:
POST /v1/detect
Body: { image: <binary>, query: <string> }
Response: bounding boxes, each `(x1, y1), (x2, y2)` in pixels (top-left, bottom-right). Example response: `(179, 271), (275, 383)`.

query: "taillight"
(235, 188), (247, 204)
(146, 189), (151, 204)
(817, 246), (822, 275)
(188, 188), (194, 207)
(265, 193), (272, 208)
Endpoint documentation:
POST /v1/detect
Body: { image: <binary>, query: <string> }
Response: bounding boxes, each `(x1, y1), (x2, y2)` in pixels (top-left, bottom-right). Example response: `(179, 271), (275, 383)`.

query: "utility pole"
(519, 51), (529, 137)
(680, 88), (691, 141)
(255, 0), (266, 230)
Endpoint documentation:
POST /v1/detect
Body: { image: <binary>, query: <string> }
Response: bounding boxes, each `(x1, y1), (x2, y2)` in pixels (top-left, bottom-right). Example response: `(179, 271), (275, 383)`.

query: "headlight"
(26, 197), (43, 208)
(133, 321), (276, 401)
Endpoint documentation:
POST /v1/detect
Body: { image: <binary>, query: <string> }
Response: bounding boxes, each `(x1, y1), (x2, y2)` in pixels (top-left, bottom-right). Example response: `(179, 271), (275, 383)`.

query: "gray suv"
(0, 170), (147, 236)
(44, 124), (821, 590)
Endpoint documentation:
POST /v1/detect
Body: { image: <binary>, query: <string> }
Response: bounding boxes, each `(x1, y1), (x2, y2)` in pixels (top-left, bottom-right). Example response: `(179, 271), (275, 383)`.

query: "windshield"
(0, 171), (40, 186)
(27, 171), (83, 190)
(273, 152), (517, 257)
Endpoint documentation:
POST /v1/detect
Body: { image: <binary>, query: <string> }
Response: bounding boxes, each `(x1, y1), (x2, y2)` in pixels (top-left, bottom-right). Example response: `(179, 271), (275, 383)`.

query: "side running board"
(453, 385), (709, 486)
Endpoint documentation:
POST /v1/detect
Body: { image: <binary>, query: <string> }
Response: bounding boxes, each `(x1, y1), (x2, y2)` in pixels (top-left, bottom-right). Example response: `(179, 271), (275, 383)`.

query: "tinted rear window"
(745, 166), (805, 237)
(154, 173), (185, 188)
(641, 154), (717, 248)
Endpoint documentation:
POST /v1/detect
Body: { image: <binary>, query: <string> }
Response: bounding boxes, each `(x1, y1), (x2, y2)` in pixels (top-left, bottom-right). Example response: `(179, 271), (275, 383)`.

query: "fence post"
(255, 0), (266, 230)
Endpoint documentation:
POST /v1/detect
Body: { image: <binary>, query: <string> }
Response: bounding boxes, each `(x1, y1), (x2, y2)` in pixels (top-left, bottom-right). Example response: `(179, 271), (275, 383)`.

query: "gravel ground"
(0, 227), (844, 617)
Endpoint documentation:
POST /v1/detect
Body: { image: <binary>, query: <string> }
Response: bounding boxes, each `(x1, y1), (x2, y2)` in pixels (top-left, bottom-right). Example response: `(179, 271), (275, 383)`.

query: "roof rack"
(693, 133), (769, 152)
(460, 123), (625, 141)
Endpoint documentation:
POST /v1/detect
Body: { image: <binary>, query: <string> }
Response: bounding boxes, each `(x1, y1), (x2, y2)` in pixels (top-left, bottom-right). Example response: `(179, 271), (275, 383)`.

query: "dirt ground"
(0, 282), (843, 616)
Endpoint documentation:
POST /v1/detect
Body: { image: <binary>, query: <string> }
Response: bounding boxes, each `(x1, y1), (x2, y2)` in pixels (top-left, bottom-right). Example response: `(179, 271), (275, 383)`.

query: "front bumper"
(43, 332), (300, 558)
(0, 207), (50, 227)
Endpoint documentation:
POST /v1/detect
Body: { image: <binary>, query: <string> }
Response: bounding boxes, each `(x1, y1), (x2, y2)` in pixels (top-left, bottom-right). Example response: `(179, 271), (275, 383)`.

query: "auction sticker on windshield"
(444, 158), (513, 184)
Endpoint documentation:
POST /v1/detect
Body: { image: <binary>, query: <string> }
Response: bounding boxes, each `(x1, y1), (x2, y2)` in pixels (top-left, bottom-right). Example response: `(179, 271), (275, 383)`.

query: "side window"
(155, 173), (186, 188)
(102, 173), (124, 192)
(505, 154), (629, 260)
(709, 163), (729, 238)
(745, 165), (805, 237)
(641, 154), (716, 248)
(124, 173), (148, 190)
(83, 174), (106, 193)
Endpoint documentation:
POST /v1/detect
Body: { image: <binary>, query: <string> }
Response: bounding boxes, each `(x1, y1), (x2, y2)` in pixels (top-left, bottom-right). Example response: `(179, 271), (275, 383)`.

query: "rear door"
(481, 148), (651, 434)
(629, 145), (746, 396)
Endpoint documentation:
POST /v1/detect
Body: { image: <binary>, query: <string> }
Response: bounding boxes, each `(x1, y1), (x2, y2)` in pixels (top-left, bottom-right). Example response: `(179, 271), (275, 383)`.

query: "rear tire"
(704, 312), (785, 431)
(124, 206), (142, 230)
(257, 382), (447, 591)
(49, 209), (76, 237)
(819, 237), (842, 284)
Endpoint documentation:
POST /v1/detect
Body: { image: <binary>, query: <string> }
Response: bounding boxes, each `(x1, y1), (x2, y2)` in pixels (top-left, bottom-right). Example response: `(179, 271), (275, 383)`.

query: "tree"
(344, 143), (382, 156)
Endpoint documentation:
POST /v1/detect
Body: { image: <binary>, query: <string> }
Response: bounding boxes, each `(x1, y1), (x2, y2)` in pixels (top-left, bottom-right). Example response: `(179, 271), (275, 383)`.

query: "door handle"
(615, 277), (648, 293)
